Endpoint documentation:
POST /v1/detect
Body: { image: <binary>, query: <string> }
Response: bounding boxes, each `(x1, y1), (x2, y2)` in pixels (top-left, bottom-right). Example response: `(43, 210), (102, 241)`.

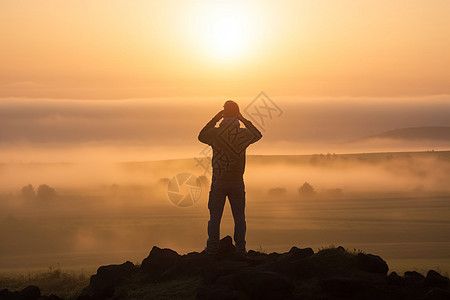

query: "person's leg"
(207, 180), (226, 253)
(228, 180), (246, 253)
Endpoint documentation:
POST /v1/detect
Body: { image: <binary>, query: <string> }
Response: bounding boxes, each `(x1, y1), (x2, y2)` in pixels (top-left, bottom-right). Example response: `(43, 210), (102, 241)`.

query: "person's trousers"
(207, 179), (246, 253)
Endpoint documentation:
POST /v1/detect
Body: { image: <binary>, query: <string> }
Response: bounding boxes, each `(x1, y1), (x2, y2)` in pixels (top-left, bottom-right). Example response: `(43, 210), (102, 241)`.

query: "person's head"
(223, 100), (239, 118)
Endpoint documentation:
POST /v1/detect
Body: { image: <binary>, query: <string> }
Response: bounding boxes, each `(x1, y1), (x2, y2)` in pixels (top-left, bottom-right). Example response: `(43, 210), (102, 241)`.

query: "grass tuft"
(0, 267), (91, 299)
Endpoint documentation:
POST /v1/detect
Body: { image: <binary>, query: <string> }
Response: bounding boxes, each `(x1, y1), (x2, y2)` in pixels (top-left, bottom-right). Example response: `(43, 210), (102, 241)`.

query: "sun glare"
(196, 2), (256, 61)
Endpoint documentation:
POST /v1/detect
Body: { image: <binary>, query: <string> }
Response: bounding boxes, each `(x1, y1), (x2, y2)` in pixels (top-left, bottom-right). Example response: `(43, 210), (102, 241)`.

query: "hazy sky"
(1, 0), (449, 98)
(1, 1), (449, 162)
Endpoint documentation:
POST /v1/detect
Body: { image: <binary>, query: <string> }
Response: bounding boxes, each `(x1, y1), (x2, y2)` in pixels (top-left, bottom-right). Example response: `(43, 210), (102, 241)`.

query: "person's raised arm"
(237, 112), (263, 143)
(198, 110), (223, 144)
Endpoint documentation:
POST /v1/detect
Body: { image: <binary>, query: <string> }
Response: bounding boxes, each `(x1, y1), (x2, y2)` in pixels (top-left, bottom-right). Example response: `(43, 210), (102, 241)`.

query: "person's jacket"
(198, 116), (262, 181)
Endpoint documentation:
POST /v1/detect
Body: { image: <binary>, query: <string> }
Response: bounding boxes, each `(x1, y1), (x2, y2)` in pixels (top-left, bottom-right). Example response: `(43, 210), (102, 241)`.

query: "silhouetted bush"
(298, 182), (316, 198)
(37, 184), (56, 200)
(21, 184), (36, 200)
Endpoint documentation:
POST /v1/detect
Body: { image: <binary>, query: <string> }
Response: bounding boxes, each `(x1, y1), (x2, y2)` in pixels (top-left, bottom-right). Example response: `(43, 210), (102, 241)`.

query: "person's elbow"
(254, 129), (263, 141)
(250, 131), (262, 144)
(255, 132), (263, 142)
(198, 132), (208, 144)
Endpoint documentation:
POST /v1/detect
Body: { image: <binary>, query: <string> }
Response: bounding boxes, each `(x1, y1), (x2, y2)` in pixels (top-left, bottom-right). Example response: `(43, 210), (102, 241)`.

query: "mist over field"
(1, 150), (450, 275)
(0, 95), (449, 276)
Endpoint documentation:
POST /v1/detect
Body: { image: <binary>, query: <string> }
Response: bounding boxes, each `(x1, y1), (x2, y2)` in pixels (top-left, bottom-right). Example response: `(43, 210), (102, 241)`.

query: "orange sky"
(1, 0), (449, 99)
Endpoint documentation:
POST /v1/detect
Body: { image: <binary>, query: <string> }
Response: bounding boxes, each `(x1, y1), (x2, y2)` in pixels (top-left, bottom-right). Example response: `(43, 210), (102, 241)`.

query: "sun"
(209, 17), (243, 58)
(196, 2), (256, 61)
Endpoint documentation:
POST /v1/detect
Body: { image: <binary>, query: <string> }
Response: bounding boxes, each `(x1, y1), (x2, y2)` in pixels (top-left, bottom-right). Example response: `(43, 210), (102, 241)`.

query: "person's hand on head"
(237, 112), (245, 122)
(214, 110), (224, 122)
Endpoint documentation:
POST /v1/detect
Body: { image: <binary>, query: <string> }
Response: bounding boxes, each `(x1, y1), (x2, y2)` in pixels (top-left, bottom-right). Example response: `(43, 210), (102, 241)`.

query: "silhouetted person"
(198, 101), (262, 254)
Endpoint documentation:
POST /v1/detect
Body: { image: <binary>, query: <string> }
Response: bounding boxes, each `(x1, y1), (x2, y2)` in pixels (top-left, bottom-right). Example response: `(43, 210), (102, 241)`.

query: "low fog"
(1, 96), (449, 274)
(1, 95), (450, 162)
(1, 152), (449, 274)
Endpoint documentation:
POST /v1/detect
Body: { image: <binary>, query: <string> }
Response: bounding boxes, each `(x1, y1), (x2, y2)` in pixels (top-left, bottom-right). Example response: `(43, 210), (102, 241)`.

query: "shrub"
(298, 182), (316, 198)
(37, 184), (56, 200)
(21, 184), (36, 200)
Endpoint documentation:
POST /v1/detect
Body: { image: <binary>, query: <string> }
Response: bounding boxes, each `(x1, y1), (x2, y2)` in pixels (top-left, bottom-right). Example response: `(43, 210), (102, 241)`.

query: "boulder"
(387, 271), (404, 286)
(141, 246), (180, 276)
(215, 236), (235, 259)
(425, 270), (450, 288)
(203, 260), (250, 284)
(0, 289), (13, 300)
(321, 277), (367, 297)
(422, 288), (450, 300)
(196, 283), (238, 300)
(87, 261), (136, 299)
(336, 246), (346, 251)
(229, 269), (294, 299)
(357, 253), (389, 274)
(180, 251), (211, 276)
(0, 286), (61, 300)
(404, 270), (425, 283)
(287, 246), (315, 260)
(15, 285), (40, 300)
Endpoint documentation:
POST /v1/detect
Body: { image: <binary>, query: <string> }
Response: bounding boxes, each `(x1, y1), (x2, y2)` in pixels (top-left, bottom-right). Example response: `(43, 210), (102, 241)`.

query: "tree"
(298, 182), (316, 198)
(37, 184), (56, 200)
(21, 184), (36, 200)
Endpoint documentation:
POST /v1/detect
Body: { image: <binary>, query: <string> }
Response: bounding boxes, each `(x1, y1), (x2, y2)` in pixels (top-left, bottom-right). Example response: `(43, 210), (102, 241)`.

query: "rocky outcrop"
(74, 237), (450, 299)
(3, 236), (449, 300)
(0, 285), (61, 300)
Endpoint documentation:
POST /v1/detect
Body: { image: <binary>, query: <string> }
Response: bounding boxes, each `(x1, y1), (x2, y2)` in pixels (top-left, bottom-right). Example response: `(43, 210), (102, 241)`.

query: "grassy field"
(1, 151), (449, 296)
(0, 268), (90, 299)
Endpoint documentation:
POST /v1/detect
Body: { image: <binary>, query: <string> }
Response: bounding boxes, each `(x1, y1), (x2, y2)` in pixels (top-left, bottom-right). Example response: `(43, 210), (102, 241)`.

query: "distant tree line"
(21, 184), (56, 200)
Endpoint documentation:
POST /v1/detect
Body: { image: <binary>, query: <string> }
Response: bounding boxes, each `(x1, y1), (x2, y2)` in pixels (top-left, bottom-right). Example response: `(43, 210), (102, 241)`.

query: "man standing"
(198, 101), (262, 254)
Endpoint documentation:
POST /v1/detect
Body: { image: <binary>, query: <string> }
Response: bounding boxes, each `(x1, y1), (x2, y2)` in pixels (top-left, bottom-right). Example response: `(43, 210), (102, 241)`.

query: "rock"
(357, 253), (389, 274)
(425, 270), (450, 288)
(196, 284), (238, 300)
(404, 270), (425, 283)
(15, 286), (41, 300)
(287, 246), (314, 260)
(244, 251), (269, 267)
(12, 243), (448, 300)
(229, 269), (294, 299)
(404, 271), (425, 279)
(422, 287), (450, 300)
(39, 295), (63, 300)
(141, 246), (180, 276)
(321, 277), (367, 297)
(336, 246), (346, 252)
(387, 271), (404, 286)
(180, 251), (211, 276)
(75, 296), (93, 300)
(87, 261), (136, 299)
(203, 259), (250, 284)
(0, 289), (14, 300)
(0, 286), (60, 300)
(215, 236), (235, 259)
(261, 247), (314, 277)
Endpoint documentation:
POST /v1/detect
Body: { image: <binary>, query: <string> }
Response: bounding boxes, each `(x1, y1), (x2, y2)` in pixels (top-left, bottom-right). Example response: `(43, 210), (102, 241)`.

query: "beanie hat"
(223, 100), (239, 118)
